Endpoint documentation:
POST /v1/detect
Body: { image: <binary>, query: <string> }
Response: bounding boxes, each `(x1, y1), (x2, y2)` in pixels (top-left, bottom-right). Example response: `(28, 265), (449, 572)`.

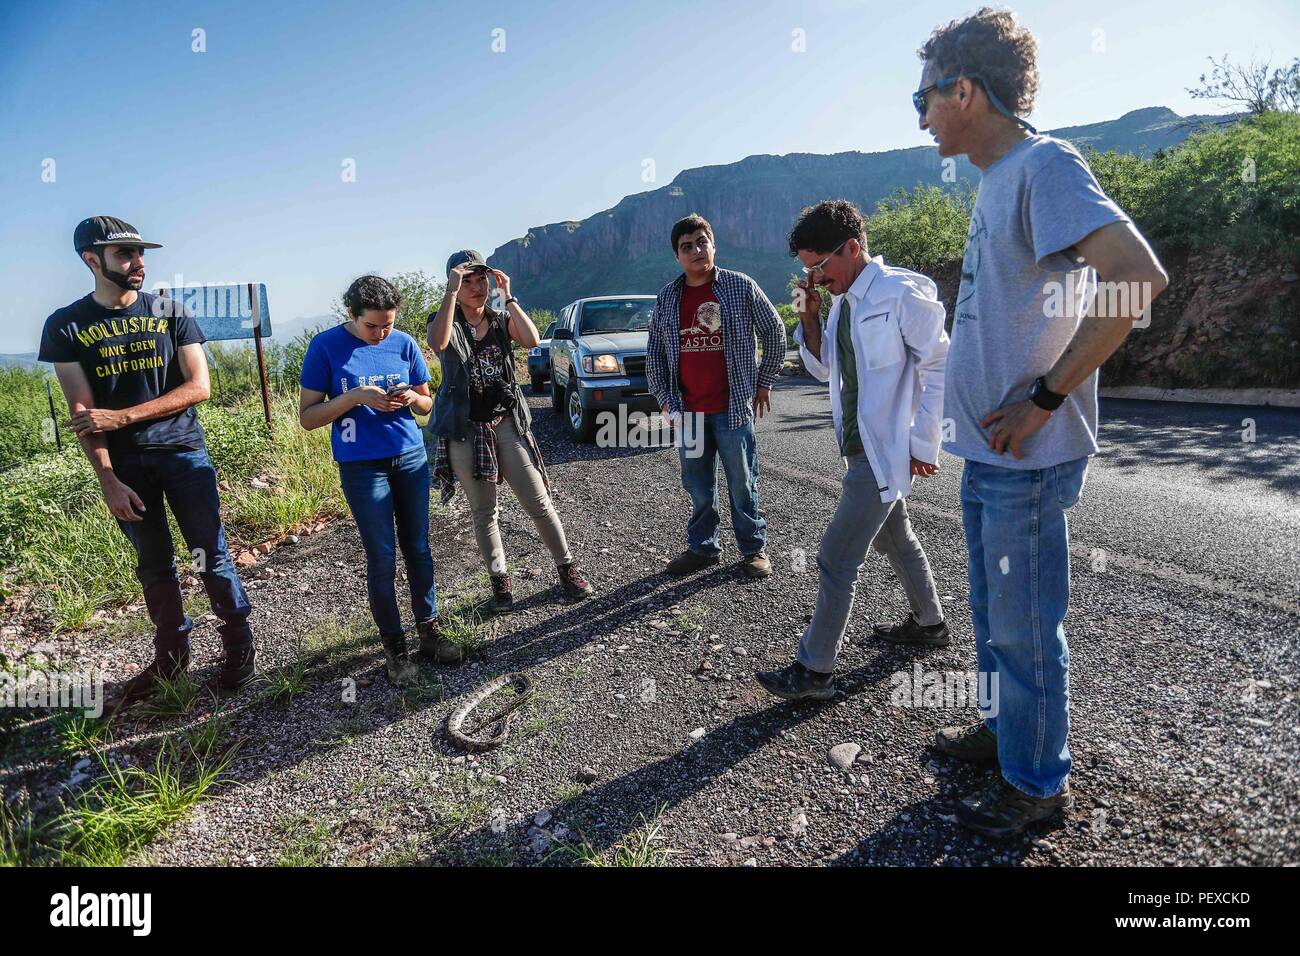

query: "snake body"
(446, 672), (535, 752)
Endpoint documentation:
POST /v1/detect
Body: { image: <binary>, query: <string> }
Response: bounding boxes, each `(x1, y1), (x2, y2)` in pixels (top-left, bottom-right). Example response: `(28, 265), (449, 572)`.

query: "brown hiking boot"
(665, 549), (721, 576)
(956, 778), (1073, 838)
(380, 632), (418, 687)
(109, 646), (191, 708)
(934, 721), (999, 764)
(490, 573), (514, 612)
(739, 551), (772, 579)
(416, 618), (465, 665)
(557, 562), (593, 601)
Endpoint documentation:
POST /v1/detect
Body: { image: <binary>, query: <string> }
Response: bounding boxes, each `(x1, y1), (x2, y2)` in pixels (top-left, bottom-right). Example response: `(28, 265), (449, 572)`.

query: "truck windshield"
(579, 300), (654, 335)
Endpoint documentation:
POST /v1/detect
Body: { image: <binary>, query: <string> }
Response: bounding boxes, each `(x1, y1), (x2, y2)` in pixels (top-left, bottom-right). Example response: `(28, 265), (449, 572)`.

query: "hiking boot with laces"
(217, 636), (257, 691)
(416, 617), (465, 665)
(109, 646), (192, 708)
(665, 549), (721, 576)
(381, 632), (418, 687)
(490, 573), (514, 612)
(739, 551), (772, 579)
(754, 661), (836, 702)
(956, 778), (1072, 838)
(557, 561), (593, 601)
(934, 721), (999, 764)
(871, 613), (951, 647)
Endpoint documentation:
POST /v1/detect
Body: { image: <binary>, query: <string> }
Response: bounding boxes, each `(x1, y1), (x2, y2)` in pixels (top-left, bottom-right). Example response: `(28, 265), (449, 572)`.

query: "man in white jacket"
(756, 200), (951, 701)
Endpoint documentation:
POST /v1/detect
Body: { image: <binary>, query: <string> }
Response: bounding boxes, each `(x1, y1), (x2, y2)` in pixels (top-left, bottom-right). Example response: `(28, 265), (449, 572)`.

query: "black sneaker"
(109, 646), (192, 708)
(557, 562), (593, 601)
(955, 778), (1073, 838)
(416, 617), (464, 665)
(380, 632), (418, 687)
(754, 661), (835, 702)
(665, 549), (721, 576)
(872, 614), (951, 647)
(934, 721), (999, 764)
(490, 573), (514, 612)
(217, 638), (257, 691)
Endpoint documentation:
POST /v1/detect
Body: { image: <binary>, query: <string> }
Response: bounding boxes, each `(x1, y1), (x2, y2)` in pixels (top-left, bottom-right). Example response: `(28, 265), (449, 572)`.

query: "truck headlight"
(582, 354), (620, 374)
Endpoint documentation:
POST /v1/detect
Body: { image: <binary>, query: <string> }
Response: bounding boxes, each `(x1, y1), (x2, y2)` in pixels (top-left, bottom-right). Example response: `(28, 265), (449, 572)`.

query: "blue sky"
(2, 0), (1298, 351)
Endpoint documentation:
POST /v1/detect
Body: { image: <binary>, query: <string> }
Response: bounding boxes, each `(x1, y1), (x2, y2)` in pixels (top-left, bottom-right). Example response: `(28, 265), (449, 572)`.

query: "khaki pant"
(798, 454), (944, 673)
(446, 418), (571, 575)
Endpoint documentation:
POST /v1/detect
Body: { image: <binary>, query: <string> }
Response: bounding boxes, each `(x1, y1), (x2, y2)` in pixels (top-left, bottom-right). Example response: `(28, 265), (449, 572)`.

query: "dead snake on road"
(445, 672), (535, 752)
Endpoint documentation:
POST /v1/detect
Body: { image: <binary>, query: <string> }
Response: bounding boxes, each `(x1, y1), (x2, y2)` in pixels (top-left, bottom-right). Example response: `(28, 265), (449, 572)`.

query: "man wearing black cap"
(39, 217), (256, 703)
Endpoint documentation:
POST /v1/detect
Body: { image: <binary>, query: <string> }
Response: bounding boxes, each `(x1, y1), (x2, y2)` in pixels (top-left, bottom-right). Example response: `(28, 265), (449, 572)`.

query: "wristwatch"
(505, 297), (519, 307)
(1028, 376), (1067, 412)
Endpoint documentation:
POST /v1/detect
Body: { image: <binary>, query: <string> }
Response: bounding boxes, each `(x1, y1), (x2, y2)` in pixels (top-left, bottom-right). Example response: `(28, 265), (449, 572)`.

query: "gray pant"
(446, 418), (571, 575)
(798, 454), (944, 673)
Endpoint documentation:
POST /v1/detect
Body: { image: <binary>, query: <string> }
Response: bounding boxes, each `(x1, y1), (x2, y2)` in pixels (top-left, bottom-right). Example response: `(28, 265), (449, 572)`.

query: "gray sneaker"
(934, 722), (999, 764)
(956, 778), (1073, 838)
(754, 661), (835, 702)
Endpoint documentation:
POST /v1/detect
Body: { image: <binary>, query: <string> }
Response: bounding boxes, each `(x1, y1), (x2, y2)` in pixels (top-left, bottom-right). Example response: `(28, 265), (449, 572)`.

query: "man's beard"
(98, 252), (144, 291)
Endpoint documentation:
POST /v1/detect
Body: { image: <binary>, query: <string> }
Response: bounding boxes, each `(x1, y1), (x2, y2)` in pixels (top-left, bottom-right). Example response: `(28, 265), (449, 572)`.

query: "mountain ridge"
(488, 107), (1237, 311)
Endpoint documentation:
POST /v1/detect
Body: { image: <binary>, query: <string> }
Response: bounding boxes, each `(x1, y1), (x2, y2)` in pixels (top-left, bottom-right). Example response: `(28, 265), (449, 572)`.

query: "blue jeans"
(337, 446), (437, 639)
(678, 412), (766, 556)
(961, 456), (1088, 798)
(112, 447), (252, 655)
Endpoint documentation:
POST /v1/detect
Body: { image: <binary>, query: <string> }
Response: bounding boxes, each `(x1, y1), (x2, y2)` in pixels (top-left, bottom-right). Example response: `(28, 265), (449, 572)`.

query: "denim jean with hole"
(961, 455), (1088, 798)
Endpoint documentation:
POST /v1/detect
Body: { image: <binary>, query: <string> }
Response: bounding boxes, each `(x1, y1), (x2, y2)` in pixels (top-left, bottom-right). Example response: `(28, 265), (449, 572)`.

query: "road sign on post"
(155, 282), (274, 430)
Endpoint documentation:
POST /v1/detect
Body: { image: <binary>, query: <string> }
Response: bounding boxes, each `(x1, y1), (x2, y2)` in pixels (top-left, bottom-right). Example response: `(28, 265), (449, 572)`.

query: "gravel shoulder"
(2, 382), (1296, 867)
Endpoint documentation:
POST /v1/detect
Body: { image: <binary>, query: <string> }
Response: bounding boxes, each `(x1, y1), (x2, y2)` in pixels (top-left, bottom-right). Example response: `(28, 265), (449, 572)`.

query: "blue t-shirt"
(299, 324), (430, 463)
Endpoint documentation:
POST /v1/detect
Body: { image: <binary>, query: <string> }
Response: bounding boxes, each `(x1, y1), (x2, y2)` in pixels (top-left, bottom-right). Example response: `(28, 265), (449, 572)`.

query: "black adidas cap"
(74, 216), (163, 254)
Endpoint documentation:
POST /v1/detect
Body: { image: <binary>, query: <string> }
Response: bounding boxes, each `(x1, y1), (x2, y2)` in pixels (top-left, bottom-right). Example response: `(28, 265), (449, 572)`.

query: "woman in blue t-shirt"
(299, 275), (463, 685)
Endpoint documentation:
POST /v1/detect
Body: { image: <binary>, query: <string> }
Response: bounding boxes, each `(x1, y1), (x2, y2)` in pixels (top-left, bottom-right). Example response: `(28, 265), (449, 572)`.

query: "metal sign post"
(45, 379), (62, 452)
(249, 282), (272, 433)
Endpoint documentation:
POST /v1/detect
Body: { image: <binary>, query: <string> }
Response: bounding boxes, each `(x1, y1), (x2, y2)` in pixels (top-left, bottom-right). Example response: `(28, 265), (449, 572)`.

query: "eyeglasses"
(677, 236), (712, 255)
(801, 238), (849, 277)
(913, 77), (958, 118)
(912, 74), (1038, 134)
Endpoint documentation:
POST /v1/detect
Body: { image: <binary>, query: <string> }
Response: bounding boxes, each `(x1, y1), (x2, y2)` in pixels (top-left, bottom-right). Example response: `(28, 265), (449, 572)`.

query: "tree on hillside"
(1188, 54), (1299, 114)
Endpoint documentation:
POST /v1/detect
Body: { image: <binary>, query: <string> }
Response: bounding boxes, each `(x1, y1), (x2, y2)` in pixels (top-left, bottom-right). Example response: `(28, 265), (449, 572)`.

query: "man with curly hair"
(914, 7), (1168, 837)
(755, 200), (951, 702)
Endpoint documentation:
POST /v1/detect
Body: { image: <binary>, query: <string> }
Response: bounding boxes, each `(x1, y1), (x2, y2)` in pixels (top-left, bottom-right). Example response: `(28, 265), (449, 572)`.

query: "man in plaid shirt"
(647, 214), (787, 579)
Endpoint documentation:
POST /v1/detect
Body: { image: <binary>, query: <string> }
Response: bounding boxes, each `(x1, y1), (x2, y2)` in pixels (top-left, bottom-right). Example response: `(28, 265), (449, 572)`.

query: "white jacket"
(794, 256), (949, 503)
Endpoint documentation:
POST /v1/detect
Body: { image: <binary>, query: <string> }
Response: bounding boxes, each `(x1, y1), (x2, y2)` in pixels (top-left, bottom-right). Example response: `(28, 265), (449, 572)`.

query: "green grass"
(255, 657), (309, 707)
(274, 814), (336, 867)
(431, 770), (495, 840)
(670, 604), (709, 633)
(0, 793), (53, 867)
(178, 715), (233, 760)
(554, 807), (674, 867)
(0, 394), (343, 631)
(55, 740), (236, 866)
(52, 711), (113, 757)
(139, 669), (208, 720)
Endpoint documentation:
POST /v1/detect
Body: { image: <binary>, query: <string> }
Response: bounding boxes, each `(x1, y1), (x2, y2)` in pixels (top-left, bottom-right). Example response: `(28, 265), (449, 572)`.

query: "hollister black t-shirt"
(38, 291), (208, 453)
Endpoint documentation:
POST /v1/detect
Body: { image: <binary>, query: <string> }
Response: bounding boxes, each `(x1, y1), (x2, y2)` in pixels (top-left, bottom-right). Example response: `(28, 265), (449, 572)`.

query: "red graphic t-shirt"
(678, 281), (728, 414)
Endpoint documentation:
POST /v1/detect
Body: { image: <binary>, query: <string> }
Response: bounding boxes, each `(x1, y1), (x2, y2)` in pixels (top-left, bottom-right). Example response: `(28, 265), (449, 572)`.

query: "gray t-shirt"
(943, 135), (1129, 470)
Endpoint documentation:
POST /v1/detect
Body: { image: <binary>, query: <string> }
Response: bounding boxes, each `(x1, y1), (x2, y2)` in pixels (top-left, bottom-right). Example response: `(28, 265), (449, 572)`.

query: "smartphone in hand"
(386, 383), (412, 396)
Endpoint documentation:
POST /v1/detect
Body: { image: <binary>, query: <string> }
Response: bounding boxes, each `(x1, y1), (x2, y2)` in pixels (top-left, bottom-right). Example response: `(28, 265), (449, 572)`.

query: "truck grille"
(622, 354), (646, 376)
